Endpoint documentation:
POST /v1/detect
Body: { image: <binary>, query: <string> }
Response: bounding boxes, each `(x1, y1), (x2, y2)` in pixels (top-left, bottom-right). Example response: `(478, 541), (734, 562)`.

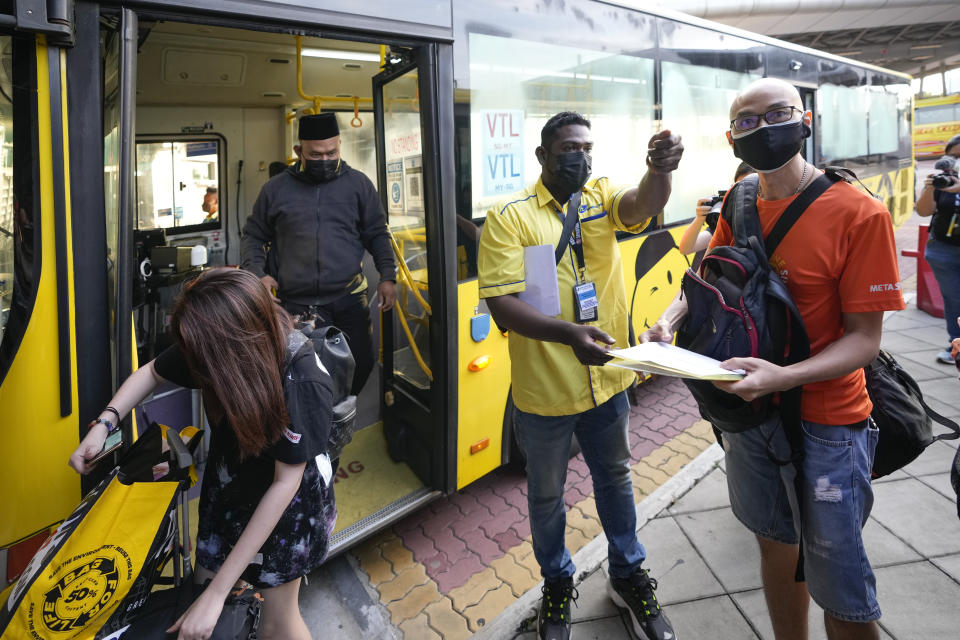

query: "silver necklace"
(759, 162), (809, 199)
(794, 162), (809, 195)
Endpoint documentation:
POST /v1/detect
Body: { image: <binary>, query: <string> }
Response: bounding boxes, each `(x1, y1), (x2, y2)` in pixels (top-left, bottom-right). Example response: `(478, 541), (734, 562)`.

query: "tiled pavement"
(490, 299), (960, 640)
(300, 208), (960, 638)
(301, 374), (721, 639)
(351, 381), (717, 639)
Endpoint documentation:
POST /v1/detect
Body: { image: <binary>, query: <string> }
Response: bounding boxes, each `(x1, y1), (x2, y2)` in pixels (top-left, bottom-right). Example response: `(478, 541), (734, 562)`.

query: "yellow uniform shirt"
(478, 176), (649, 416)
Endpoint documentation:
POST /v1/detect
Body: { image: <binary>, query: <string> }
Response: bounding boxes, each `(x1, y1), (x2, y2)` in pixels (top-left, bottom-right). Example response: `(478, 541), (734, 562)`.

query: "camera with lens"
(706, 189), (727, 209)
(932, 174), (959, 189)
(703, 189), (727, 231)
(932, 156), (959, 189)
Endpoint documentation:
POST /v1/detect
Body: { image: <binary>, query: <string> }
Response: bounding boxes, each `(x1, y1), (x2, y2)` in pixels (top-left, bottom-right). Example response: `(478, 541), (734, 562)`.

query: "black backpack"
(676, 172), (839, 435)
(286, 325), (358, 460)
(865, 350), (959, 478)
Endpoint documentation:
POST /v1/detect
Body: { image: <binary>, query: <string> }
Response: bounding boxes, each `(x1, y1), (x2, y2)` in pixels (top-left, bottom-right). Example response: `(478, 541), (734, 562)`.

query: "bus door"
(373, 46), (456, 496)
(798, 86), (817, 165)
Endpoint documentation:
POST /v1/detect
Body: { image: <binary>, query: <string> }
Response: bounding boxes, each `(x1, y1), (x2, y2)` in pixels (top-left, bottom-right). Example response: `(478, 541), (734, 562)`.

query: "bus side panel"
(620, 227), (692, 343)
(0, 39), (80, 548)
(858, 165), (915, 229)
(455, 279), (511, 489)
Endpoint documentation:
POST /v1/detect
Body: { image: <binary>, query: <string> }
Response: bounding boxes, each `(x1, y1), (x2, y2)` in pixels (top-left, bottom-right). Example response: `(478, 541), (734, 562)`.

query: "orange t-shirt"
(709, 178), (905, 424)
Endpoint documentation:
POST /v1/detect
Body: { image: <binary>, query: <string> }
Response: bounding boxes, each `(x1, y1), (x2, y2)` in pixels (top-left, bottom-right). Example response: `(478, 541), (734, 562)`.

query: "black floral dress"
(153, 333), (336, 587)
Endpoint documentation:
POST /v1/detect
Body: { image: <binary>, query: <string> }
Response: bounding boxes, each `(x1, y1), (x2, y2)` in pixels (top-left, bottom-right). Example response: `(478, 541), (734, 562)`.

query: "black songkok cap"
(298, 113), (340, 141)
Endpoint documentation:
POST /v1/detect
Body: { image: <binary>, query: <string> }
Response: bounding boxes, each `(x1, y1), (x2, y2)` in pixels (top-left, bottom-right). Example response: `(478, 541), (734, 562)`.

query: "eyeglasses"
(730, 106), (802, 133)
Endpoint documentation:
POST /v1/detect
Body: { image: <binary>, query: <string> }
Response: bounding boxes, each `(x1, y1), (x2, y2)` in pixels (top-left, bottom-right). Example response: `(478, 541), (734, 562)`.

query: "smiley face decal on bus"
(628, 231), (692, 339)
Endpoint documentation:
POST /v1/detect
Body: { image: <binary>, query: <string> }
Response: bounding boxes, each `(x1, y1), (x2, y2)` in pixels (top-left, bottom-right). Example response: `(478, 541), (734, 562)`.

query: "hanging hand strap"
(554, 191), (583, 265)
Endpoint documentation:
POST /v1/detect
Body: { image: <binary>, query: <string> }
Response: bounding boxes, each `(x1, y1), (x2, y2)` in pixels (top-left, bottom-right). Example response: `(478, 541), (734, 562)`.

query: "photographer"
(678, 161), (754, 254)
(917, 140), (960, 365)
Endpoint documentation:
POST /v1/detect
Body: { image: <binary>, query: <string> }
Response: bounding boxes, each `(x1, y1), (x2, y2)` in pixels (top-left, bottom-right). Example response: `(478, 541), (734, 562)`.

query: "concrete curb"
(472, 443), (726, 639)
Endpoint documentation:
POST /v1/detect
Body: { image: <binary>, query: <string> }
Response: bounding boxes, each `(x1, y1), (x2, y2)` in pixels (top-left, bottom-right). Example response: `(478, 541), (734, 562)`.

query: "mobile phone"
(89, 429), (124, 465)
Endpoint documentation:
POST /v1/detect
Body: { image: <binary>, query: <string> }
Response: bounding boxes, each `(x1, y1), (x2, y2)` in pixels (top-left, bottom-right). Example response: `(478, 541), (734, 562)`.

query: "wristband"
(104, 406), (121, 423)
(89, 418), (116, 433)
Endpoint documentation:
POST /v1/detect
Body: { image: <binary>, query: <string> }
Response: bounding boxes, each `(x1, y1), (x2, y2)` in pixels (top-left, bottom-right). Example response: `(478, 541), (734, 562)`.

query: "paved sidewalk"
(493, 302), (960, 639)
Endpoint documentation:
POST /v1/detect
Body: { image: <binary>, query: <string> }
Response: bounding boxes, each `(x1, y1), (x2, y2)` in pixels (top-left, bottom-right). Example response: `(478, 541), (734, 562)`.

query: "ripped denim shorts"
(722, 416), (881, 622)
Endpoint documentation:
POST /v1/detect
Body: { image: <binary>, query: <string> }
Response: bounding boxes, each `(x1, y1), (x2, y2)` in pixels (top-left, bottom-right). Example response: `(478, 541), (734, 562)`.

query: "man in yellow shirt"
(478, 112), (683, 640)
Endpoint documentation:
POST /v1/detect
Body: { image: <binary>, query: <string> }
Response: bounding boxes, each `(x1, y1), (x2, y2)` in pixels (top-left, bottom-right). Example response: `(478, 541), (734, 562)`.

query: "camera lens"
(932, 174), (952, 189)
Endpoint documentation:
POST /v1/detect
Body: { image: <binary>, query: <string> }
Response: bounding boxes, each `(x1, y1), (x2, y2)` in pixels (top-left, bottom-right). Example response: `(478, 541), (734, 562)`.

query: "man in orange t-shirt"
(643, 78), (904, 640)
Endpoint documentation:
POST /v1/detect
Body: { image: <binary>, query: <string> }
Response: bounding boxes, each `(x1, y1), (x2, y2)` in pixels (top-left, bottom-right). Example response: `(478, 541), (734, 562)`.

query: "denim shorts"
(722, 416), (881, 622)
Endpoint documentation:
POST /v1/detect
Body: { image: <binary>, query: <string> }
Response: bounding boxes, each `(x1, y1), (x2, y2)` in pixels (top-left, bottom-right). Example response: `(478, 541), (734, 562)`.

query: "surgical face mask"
(303, 158), (340, 183)
(548, 150), (592, 194)
(731, 120), (811, 173)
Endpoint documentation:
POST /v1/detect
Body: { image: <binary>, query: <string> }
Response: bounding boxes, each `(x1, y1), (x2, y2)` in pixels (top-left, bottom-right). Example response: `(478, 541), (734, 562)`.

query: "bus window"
(0, 35), (13, 347)
(818, 62), (870, 166)
(658, 20), (764, 226)
(868, 84), (900, 157)
(0, 33), (36, 380)
(660, 63), (761, 225)
(916, 103), (959, 126)
(103, 21), (121, 382)
(463, 32), (655, 225)
(820, 83), (869, 164)
(135, 138), (223, 231)
(382, 69), (432, 390)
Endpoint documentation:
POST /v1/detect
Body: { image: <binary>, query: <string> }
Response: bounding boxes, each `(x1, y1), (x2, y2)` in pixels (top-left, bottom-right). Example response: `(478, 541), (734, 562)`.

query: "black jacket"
(241, 161), (396, 306)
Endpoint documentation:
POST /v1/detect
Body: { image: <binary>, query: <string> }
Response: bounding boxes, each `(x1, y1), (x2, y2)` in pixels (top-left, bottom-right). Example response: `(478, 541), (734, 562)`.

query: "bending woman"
(68, 267), (335, 640)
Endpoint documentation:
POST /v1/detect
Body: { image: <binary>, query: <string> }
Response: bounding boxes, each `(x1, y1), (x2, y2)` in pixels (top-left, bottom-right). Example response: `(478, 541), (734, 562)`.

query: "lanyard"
(554, 204), (586, 279)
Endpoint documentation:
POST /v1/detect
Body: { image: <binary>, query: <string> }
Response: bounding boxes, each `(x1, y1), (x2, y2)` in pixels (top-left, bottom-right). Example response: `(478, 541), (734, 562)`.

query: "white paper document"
(606, 342), (746, 381)
(518, 244), (561, 317)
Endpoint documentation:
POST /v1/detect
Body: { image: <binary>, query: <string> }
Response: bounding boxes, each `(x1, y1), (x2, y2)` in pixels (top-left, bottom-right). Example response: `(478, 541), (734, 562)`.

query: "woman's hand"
(67, 424), (109, 474)
(639, 319), (674, 344)
(695, 199), (712, 219)
(168, 586), (226, 640)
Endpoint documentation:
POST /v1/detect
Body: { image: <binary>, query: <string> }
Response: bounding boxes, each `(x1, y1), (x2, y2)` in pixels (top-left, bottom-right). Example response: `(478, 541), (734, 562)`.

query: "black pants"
(284, 291), (375, 395)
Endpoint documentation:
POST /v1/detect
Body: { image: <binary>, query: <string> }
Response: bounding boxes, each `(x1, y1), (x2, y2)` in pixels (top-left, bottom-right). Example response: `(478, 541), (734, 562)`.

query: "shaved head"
(730, 78), (803, 122)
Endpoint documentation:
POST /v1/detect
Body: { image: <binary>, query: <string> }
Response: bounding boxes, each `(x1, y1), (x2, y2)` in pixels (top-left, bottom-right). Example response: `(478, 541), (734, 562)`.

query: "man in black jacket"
(242, 113), (396, 394)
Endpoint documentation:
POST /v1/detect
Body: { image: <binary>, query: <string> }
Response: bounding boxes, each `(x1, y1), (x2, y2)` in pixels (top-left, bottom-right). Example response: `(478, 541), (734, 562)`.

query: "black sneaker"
(607, 568), (676, 640)
(537, 576), (577, 640)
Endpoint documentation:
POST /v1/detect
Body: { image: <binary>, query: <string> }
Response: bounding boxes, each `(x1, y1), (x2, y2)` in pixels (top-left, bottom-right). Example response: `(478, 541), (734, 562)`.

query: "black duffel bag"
(865, 349), (959, 478)
(120, 580), (261, 639)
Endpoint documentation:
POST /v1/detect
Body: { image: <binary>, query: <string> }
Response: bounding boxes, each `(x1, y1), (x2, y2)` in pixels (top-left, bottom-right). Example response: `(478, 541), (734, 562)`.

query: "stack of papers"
(606, 342), (745, 381)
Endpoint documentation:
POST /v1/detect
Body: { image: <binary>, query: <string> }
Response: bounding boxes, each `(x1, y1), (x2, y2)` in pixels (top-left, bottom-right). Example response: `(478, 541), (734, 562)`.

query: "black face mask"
(303, 158), (340, 183)
(548, 150), (592, 195)
(732, 120), (811, 172)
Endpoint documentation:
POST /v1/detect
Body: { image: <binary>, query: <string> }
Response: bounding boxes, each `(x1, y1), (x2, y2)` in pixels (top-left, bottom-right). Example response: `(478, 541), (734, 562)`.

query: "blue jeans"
(515, 391), (645, 580)
(925, 237), (960, 342)
(723, 417), (880, 622)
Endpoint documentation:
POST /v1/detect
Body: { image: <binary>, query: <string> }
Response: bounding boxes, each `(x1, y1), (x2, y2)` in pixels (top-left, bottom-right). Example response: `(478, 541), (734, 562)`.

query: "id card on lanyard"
(558, 205), (599, 324)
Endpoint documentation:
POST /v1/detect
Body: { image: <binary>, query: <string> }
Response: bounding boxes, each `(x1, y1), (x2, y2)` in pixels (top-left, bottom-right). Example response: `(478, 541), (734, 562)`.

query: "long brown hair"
(170, 267), (291, 456)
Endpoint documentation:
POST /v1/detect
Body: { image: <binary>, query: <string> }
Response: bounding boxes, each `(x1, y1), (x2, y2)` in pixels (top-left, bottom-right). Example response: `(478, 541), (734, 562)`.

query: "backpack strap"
(763, 173), (837, 257)
(554, 191), (583, 265)
(824, 165), (879, 200)
(724, 173), (761, 249)
(893, 359), (960, 442)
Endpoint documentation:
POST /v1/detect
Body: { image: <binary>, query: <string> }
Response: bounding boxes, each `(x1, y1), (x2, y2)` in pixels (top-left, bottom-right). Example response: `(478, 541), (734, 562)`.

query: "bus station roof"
(658, 0), (960, 76)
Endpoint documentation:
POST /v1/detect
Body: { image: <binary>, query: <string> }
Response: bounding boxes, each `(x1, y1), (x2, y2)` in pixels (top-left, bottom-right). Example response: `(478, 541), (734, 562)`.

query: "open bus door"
(372, 45), (457, 495)
(798, 85), (817, 166)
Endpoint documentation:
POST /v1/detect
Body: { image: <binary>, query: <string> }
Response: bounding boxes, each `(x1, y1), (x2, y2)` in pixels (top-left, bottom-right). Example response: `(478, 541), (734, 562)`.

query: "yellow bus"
(914, 93), (960, 159)
(0, 0), (914, 589)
